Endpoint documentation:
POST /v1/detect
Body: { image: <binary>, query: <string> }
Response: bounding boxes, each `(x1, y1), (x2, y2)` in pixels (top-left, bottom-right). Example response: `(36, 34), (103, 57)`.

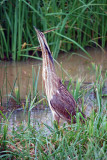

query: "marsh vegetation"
(0, 0), (107, 60)
(0, 0), (107, 159)
(0, 59), (107, 159)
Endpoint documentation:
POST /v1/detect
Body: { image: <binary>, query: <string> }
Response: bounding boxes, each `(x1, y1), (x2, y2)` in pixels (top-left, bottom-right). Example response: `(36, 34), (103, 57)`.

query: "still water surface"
(0, 48), (107, 129)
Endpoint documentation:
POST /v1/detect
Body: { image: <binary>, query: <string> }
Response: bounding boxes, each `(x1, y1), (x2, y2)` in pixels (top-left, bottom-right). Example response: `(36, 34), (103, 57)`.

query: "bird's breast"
(42, 68), (59, 101)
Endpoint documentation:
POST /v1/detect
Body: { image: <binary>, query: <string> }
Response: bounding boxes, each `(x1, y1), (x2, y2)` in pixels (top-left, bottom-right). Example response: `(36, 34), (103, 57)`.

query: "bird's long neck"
(42, 49), (59, 100)
(35, 28), (59, 100)
(42, 45), (55, 75)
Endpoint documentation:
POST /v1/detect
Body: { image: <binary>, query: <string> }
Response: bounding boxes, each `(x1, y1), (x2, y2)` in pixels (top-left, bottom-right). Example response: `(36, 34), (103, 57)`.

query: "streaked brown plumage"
(34, 27), (86, 124)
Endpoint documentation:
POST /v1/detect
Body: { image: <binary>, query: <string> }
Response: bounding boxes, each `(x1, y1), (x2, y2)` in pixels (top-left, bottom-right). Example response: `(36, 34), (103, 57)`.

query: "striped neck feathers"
(42, 42), (55, 72)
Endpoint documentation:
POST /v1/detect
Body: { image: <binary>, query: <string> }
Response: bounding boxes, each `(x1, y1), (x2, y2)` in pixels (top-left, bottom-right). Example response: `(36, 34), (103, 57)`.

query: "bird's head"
(34, 26), (54, 64)
(34, 27), (45, 50)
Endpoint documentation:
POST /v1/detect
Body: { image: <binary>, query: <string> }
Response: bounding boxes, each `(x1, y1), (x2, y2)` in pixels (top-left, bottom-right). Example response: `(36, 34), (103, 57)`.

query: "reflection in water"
(0, 60), (42, 100)
(0, 48), (107, 129)
(8, 108), (53, 131)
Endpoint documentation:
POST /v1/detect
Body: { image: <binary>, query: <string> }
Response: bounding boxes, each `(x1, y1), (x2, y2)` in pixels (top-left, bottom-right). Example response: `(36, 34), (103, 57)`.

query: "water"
(0, 48), (107, 129)
(0, 48), (107, 99)
(7, 108), (53, 132)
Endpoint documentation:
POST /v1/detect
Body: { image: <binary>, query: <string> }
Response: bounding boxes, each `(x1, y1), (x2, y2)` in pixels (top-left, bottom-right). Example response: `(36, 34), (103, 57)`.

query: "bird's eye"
(40, 32), (44, 38)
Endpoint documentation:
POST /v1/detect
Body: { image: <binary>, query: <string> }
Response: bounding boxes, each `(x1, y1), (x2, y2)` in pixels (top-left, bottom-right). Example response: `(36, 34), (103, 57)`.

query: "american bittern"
(35, 28), (86, 124)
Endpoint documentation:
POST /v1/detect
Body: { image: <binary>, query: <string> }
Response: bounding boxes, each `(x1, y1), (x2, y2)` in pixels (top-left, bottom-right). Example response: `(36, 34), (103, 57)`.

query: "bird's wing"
(50, 81), (77, 122)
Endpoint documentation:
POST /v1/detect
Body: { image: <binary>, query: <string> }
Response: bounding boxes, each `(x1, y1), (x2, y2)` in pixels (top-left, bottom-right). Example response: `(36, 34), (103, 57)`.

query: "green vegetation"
(0, 64), (107, 159)
(0, 0), (107, 158)
(0, 112), (106, 159)
(0, 0), (107, 61)
(0, 65), (40, 109)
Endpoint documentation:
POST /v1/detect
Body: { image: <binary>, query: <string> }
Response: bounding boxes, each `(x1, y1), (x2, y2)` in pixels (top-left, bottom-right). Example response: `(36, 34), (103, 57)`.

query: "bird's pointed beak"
(33, 26), (41, 40)
(33, 26), (39, 35)
(34, 27), (54, 66)
(34, 26), (45, 52)
(34, 26), (51, 55)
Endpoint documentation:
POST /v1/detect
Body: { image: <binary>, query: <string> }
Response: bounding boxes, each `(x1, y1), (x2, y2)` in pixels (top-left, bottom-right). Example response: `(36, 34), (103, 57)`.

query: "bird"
(34, 27), (86, 124)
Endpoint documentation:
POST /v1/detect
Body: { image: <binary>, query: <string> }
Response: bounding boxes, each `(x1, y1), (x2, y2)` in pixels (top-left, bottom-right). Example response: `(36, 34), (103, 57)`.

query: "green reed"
(0, 65), (9, 107)
(0, 104), (106, 159)
(0, 64), (107, 159)
(0, 111), (13, 151)
(32, 65), (40, 99)
(0, 65), (40, 109)
(0, 0), (107, 61)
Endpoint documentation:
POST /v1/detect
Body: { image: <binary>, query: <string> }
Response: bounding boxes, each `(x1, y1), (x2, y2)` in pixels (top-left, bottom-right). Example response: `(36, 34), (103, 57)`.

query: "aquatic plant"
(32, 66), (40, 99)
(0, 65), (40, 109)
(0, 102), (106, 159)
(0, 0), (107, 60)
(0, 64), (106, 159)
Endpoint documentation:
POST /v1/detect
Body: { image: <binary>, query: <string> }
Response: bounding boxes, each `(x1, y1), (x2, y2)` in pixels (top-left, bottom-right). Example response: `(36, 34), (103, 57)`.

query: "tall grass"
(0, 98), (106, 159)
(0, 0), (107, 61)
(0, 64), (106, 159)
(0, 65), (40, 109)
